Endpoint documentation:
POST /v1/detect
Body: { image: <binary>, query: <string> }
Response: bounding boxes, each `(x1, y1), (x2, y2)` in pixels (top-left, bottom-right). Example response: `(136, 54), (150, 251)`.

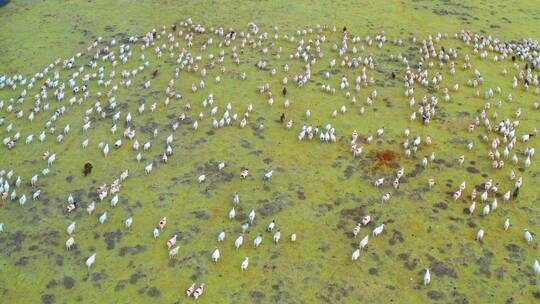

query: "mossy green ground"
(0, 1), (539, 303)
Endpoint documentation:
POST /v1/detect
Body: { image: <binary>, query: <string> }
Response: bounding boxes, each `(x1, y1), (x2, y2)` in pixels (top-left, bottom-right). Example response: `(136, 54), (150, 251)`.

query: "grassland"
(0, 1), (539, 303)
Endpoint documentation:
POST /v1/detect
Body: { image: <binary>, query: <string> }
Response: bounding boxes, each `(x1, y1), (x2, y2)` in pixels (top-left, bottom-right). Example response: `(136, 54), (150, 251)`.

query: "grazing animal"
(145, 163), (153, 175)
(248, 209), (255, 224)
(482, 204), (490, 217)
(83, 162), (93, 176)
(267, 220), (276, 232)
(241, 257), (249, 271)
(120, 170), (129, 181)
(198, 174), (206, 183)
(66, 237), (75, 250)
(534, 260), (540, 275)
(424, 269), (431, 286)
(373, 224), (385, 237)
(211, 247), (220, 262)
(186, 283), (196, 297)
(468, 201), (476, 214)
(503, 218), (510, 230)
(167, 235), (178, 249)
(291, 233), (297, 242)
(169, 246), (180, 259)
(263, 170), (273, 181)
(193, 283), (205, 299)
(125, 217), (133, 228)
(359, 235), (369, 250)
(158, 217), (167, 230)
(87, 202), (95, 214)
(110, 194), (119, 207)
(428, 178), (435, 189)
(524, 229), (534, 244)
(352, 248), (360, 261)
(362, 215), (371, 226)
(241, 222), (249, 233)
(86, 253), (96, 269)
(274, 230), (281, 243)
(353, 224), (361, 237)
(477, 228), (485, 241)
(67, 222), (76, 235)
(99, 212), (108, 224)
(233, 192), (240, 206)
(33, 190), (41, 200)
(235, 235), (244, 250)
(254, 235), (263, 247)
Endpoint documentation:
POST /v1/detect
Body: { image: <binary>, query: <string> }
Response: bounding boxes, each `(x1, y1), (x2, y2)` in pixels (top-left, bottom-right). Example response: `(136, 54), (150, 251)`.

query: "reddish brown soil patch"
(369, 149), (399, 170)
(374, 150), (397, 163)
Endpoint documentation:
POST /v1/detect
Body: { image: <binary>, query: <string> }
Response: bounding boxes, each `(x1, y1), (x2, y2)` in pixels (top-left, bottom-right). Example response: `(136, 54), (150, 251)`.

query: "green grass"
(0, 1), (539, 303)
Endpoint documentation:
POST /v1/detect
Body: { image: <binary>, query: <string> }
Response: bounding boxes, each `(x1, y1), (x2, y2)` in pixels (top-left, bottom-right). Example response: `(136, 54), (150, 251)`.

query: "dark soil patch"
(312, 203), (333, 217)
(129, 272), (146, 284)
(115, 281), (126, 291)
(426, 255), (457, 278)
(433, 202), (448, 210)
(495, 267), (504, 280)
(46, 280), (58, 289)
(192, 210), (210, 219)
(7, 230), (27, 253)
(55, 254), (63, 266)
(340, 206), (364, 219)
(466, 167), (479, 174)
(343, 166), (355, 179)
(427, 290), (444, 300)
(450, 290), (469, 304)
(398, 253), (409, 261)
(92, 271), (108, 282)
(41, 294), (54, 304)
(505, 244), (526, 261)
(119, 245), (147, 256)
(147, 286), (161, 297)
(63, 276), (75, 289)
(257, 198), (285, 217)
(15, 256), (29, 266)
(250, 290), (266, 302)
(103, 230), (123, 250)
(405, 258), (418, 270)
(240, 139), (252, 149)
(388, 229), (405, 246)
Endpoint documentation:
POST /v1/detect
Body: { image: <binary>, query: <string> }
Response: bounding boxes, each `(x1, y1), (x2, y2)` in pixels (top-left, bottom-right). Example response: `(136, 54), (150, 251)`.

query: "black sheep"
(83, 163), (93, 176)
